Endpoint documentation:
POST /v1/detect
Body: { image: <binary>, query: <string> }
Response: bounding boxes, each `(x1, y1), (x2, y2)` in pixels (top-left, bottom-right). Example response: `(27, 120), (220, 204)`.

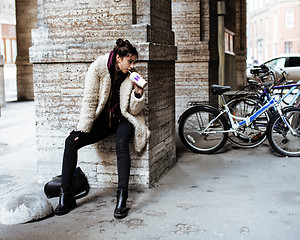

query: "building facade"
(0, 0), (16, 106)
(247, 0), (300, 64)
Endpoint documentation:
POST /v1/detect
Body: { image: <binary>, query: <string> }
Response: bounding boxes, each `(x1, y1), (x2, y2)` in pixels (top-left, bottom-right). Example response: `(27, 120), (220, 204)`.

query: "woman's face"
(116, 54), (137, 74)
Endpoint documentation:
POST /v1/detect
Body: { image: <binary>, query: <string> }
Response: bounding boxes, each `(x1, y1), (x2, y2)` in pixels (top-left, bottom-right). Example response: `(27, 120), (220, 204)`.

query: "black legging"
(61, 115), (134, 191)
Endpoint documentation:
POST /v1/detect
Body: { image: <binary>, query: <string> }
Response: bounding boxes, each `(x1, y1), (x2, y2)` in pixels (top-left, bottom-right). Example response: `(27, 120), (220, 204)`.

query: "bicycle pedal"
(251, 132), (261, 141)
(281, 138), (289, 144)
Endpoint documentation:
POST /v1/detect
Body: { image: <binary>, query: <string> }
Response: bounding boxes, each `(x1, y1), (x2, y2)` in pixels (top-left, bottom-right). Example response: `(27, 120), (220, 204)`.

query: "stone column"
(30, 0), (176, 188)
(15, 0), (37, 101)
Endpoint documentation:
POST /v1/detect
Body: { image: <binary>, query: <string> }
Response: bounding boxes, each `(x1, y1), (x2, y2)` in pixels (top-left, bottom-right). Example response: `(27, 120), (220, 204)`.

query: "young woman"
(54, 39), (150, 219)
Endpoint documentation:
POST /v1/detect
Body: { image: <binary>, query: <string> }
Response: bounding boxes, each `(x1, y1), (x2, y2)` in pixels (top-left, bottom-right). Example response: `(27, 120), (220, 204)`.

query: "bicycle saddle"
(250, 67), (269, 75)
(211, 85), (231, 95)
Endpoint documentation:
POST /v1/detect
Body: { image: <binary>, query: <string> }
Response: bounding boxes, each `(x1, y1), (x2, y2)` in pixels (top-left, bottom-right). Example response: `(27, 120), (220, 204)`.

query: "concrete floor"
(0, 101), (300, 240)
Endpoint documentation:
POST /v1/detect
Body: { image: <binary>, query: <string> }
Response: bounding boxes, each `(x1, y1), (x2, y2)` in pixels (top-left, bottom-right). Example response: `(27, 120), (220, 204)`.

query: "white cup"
(129, 71), (147, 88)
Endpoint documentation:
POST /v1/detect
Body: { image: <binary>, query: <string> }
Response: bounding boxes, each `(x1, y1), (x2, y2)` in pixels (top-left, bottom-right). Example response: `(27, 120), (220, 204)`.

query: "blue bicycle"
(178, 85), (300, 157)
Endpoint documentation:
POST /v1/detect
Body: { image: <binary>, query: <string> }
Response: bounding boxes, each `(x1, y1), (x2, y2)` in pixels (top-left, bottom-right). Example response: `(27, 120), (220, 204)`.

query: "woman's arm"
(128, 84), (145, 115)
(76, 59), (101, 132)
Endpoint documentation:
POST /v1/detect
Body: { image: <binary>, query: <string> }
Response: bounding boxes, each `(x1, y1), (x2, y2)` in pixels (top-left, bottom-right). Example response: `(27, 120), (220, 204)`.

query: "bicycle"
(223, 67), (300, 148)
(178, 85), (300, 157)
(204, 67), (281, 149)
(238, 65), (300, 107)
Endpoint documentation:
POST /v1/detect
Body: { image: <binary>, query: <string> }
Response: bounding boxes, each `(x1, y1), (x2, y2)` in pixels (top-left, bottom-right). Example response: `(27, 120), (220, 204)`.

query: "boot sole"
(114, 208), (128, 219)
(54, 202), (77, 216)
(114, 213), (128, 219)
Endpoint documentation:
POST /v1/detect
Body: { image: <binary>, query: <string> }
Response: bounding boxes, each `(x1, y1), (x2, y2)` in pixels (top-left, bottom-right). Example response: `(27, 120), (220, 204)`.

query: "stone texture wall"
(15, 0), (37, 101)
(29, 0), (176, 188)
(172, 0), (218, 121)
(172, 0), (246, 121)
(235, 0), (247, 88)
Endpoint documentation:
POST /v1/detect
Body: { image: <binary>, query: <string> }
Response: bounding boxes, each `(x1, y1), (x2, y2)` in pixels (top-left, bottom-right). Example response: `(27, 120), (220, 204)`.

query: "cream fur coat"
(77, 53), (150, 153)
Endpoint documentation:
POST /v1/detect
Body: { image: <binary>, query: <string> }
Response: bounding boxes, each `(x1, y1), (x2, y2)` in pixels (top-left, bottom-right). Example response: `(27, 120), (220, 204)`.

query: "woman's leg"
(56, 116), (115, 216)
(61, 131), (86, 188)
(114, 118), (134, 219)
(61, 130), (109, 188)
(115, 118), (134, 190)
(61, 114), (115, 188)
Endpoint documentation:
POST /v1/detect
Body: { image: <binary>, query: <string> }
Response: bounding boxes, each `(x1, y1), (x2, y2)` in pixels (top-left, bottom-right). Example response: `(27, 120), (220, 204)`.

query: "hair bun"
(116, 38), (125, 47)
(113, 38), (138, 58)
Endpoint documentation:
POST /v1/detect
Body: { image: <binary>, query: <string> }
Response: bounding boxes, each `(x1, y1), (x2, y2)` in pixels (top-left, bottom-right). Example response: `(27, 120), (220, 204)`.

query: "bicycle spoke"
(227, 97), (269, 148)
(179, 106), (228, 154)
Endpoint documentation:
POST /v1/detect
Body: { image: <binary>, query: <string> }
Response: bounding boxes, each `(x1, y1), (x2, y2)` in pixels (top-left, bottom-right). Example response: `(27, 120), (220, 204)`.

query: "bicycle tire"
(178, 106), (229, 154)
(227, 97), (270, 148)
(267, 107), (300, 157)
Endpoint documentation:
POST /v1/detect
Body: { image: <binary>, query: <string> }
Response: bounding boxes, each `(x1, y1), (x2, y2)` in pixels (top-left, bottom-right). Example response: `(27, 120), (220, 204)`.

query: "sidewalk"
(0, 101), (300, 240)
(0, 101), (37, 199)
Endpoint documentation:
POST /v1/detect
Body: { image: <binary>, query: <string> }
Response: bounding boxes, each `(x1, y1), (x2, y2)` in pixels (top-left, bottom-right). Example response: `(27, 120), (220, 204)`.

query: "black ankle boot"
(114, 189), (128, 219)
(54, 187), (77, 216)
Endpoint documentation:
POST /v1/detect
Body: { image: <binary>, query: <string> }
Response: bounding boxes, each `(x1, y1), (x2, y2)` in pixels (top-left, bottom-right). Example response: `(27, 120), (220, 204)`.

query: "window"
(265, 58), (286, 69)
(254, 0), (258, 11)
(265, 17), (269, 41)
(285, 8), (294, 28)
(1, 38), (17, 63)
(225, 28), (235, 55)
(273, 43), (278, 56)
(1, 24), (17, 64)
(257, 39), (263, 63)
(287, 57), (300, 67)
(285, 41), (293, 54)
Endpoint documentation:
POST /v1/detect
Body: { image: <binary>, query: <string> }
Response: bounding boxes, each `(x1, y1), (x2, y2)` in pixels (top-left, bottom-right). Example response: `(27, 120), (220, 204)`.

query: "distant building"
(0, 0), (16, 103)
(0, 0), (16, 64)
(247, 0), (300, 65)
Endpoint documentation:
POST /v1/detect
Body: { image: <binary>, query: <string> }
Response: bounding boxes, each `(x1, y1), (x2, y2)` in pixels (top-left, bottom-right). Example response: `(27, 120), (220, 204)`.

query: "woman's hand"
(133, 83), (143, 97)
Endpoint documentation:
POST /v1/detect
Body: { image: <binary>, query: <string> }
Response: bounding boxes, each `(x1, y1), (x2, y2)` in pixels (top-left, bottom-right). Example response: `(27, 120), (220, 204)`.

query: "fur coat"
(76, 53), (150, 153)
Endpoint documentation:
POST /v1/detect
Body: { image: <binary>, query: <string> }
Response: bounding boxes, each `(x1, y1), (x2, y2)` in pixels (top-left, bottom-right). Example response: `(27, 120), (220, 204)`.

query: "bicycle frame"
(228, 97), (276, 129)
(273, 80), (300, 106)
(201, 96), (297, 136)
(256, 80), (300, 104)
(249, 80), (300, 117)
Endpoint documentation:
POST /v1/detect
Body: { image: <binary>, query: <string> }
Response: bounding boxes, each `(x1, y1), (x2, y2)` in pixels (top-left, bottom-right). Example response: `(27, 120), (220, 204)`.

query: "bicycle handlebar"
(250, 64), (269, 75)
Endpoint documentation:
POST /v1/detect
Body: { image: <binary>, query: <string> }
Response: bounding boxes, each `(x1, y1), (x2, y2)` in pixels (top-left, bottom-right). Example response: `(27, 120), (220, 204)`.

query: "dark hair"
(113, 38), (138, 58)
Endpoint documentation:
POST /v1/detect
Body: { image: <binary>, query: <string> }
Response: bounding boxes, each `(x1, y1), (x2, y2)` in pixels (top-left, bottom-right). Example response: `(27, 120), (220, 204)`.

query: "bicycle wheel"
(227, 97), (270, 148)
(178, 106), (229, 154)
(267, 107), (300, 157)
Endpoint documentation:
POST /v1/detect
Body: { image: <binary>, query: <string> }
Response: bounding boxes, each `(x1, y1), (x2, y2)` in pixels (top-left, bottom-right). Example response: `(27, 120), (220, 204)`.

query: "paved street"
(0, 101), (300, 240)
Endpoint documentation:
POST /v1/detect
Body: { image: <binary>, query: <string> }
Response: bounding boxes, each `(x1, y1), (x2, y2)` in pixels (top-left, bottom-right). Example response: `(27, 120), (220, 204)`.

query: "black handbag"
(44, 167), (90, 199)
